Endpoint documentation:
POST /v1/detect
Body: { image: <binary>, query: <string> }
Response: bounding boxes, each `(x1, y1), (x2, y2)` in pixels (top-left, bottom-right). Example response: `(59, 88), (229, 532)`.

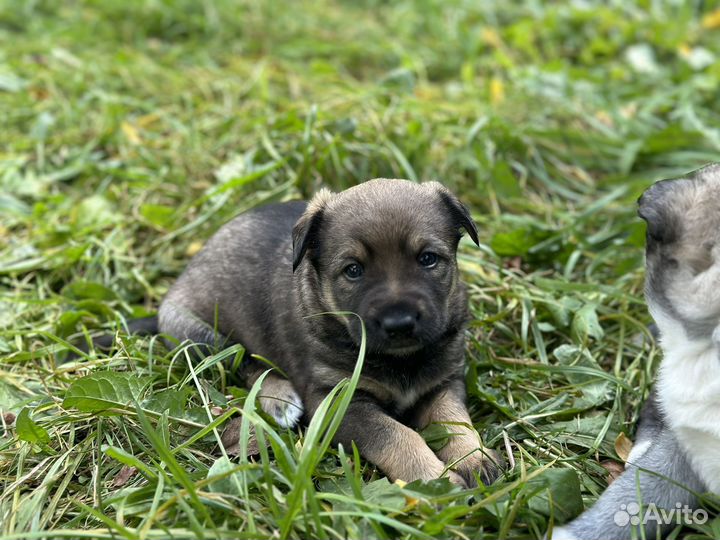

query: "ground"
(2, 1), (720, 538)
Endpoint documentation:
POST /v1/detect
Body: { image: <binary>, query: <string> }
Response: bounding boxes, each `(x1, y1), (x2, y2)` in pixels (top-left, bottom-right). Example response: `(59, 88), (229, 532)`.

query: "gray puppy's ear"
(430, 183), (479, 246)
(637, 179), (681, 244)
(293, 189), (333, 272)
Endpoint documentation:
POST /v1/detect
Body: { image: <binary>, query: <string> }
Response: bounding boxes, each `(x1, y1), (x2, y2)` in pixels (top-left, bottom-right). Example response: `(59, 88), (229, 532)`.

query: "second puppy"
(549, 164), (720, 539)
(159, 178), (502, 486)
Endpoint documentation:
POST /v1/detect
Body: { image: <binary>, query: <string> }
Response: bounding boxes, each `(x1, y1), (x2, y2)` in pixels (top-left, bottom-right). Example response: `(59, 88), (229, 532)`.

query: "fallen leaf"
(601, 460), (625, 484)
(137, 113), (160, 127)
(503, 256), (522, 271)
(121, 122), (141, 145)
(481, 27), (502, 48)
(490, 77), (505, 105)
(221, 417), (263, 457)
(186, 241), (204, 257)
(111, 465), (137, 488)
(702, 8), (720, 29)
(615, 432), (633, 462)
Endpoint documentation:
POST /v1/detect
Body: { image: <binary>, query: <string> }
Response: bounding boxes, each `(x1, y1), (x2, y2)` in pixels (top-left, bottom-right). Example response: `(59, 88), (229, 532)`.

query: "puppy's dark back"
(160, 201), (307, 362)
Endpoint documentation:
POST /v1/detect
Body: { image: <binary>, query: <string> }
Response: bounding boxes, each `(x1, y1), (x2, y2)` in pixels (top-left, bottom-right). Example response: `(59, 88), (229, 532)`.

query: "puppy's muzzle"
(378, 307), (420, 339)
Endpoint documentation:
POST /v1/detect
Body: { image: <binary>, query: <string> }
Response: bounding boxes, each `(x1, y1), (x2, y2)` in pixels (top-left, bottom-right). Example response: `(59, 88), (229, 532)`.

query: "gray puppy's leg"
(623, 390), (664, 467)
(549, 429), (704, 540)
(159, 302), (303, 428)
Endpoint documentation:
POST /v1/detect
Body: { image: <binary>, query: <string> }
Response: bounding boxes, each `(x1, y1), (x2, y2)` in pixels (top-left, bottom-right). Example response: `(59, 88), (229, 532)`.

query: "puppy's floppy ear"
(430, 183), (479, 246)
(293, 188), (333, 272)
(637, 178), (681, 244)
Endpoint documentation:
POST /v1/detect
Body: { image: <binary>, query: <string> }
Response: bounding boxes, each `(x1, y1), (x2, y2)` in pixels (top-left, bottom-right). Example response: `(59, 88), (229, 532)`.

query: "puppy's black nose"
(380, 310), (418, 337)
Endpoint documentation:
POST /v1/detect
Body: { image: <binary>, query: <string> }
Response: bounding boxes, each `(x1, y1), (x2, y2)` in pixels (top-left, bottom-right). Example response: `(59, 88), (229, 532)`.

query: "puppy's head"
(638, 164), (720, 339)
(293, 179), (478, 355)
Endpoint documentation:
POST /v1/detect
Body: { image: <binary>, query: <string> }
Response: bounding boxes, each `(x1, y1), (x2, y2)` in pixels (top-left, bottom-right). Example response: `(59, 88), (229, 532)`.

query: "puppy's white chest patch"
(659, 338), (720, 492)
(392, 386), (424, 412)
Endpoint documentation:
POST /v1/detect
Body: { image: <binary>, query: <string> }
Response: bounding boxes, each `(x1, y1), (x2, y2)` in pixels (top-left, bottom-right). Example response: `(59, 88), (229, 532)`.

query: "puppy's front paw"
(259, 376), (304, 428)
(447, 470), (469, 488)
(452, 447), (504, 487)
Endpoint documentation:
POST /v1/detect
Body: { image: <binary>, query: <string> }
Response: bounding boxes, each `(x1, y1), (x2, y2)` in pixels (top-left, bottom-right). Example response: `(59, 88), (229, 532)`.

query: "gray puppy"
(159, 178), (502, 487)
(549, 164), (720, 539)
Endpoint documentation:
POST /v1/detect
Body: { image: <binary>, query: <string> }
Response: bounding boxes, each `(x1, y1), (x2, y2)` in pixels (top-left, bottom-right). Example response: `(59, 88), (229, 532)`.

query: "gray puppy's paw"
(543, 525), (579, 540)
(259, 375), (304, 429)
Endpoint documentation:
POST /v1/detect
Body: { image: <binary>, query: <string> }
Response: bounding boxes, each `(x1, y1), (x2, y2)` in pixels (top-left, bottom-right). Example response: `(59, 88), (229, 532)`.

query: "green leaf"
(553, 344), (612, 408)
(360, 478), (406, 512)
(422, 504), (473, 535)
(63, 373), (152, 413)
(207, 456), (262, 495)
(571, 303), (604, 342)
(203, 382), (227, 407)
(402, 477), (458, 497)
(140, 203), (175, 228)
(73, 195), (119, 230)
(490, 226), (551, 257)
(419, 422), (450, 451)
(143, 387), (192, 417)
(55, 309), (92, 338)
(0, 71), (28, 92)
(545, 296), (583, 328)
(526, 468), (583, 522)
(0, 379), (27, 414)
(489, 160), (522, 198)
(102, 444), (157, 480)
(16, 407), (50, 444)
(62, 280), (118, 301)
(548, 416), (618, 449)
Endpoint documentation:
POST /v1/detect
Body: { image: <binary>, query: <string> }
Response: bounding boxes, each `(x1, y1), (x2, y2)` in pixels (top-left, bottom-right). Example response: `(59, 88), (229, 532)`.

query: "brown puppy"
(159, 179), (502, 486)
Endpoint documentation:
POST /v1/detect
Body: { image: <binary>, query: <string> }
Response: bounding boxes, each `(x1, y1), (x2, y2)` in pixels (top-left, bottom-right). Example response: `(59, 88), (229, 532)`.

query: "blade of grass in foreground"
(279, 312), (367, 539)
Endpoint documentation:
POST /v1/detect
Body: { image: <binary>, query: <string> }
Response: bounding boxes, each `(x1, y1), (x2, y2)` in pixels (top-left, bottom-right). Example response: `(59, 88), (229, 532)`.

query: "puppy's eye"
(418, 251), (439, 268)
(343, 263), (364, 280)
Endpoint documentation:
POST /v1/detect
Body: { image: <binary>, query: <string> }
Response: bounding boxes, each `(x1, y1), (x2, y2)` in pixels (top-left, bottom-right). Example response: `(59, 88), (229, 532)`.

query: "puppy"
(549, 164), (720, 539)
(159, 179), (502, 487)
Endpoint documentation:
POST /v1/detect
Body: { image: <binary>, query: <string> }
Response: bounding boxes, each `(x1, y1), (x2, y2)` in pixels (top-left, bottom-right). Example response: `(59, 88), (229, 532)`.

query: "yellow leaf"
(595, 110), (613, 127)
(414, 84), (441, 100)
(121, 122), (141, 145)
(404, 495), (419, 510)
(702, 9), (720, 29)
(137, 113), (160, 128)
(620, 102), (637, 119)
(490, 77), (505, 105)
(186, 241), (204, 257)
(615, 432), (633, 462)
(481, 27), (503, 48)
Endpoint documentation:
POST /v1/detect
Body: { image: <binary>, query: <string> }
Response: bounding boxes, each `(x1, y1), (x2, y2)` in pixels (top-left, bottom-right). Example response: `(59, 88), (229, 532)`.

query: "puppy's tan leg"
(312, 396), (465, 486)
(414, 384), (502, 487)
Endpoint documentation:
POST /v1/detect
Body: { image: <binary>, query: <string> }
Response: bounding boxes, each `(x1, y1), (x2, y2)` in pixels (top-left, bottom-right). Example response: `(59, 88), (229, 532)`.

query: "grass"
(3, 0), (720, 538)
